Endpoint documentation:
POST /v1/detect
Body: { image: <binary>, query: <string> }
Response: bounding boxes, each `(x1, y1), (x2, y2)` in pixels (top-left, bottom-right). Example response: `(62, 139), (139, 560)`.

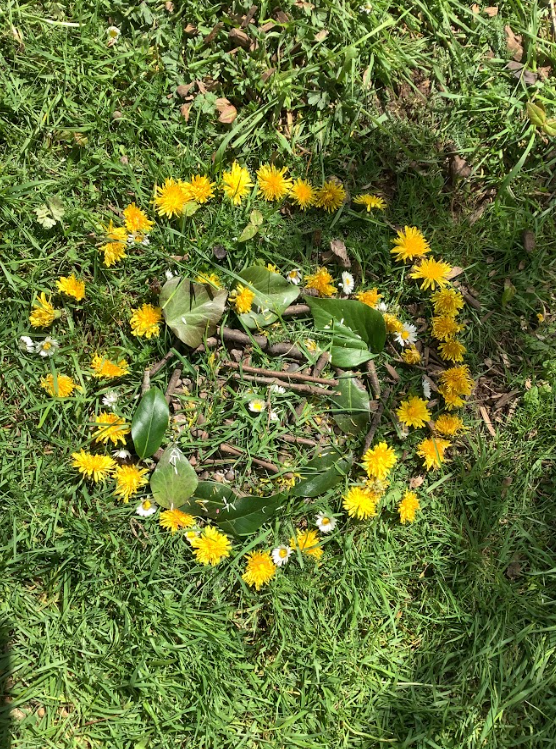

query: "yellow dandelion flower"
(92, 412), (130, 445)
(30, 293), (58, 328)
(257, 164), (292, 201)
(431, 316), (464, 342)
(417, 437), (451, 471)
(438, 339), (467, 363)
(362, 441), (397, 480)
(91, 354), (129, 379)
(305, 267), (336, 297)
(153, 178), (192, 218)
(123, 203), (153, 234)
(391, 226), (431, 263)
(130, 303), (162, 338)
(40, 373), (77, 397)
(402, 346), (421, 365)
(438, 365), (473, 397)
(396, 396), (431, 429)
(242, 550), (277, 590)
(410, 257), (452, 291)
(56, 274), (85, 302)
(188, 174), (215, 203)
(71, 450), (116, 482)
(398, 490), (420, 524)
(356, 288), (382, 308)
(305, 339), (318, 354)
(266, 263), (280, 274)
(343, 486), (379, 520)
(114, 464), (149, 503)
(431, 288), (464, 317)
(100, 241), (127, 267)
(290, 529), (323, 560)
(366, 477), (390, 495)
(232, 284), (255, 314)
(222, 161), (253, 205)
(190, 526), (232, 565)
(160, 508), (195, 534)
(289, 178), (315, 209)
(354, 194), (386, 211)
(105, 220), (128, 243)
(383, 313), (404, 334)
(195, 271), (222, 288)
(315, 180), (346, 212)
(439, 385), (465, 410)
(434, 413), (465, 437)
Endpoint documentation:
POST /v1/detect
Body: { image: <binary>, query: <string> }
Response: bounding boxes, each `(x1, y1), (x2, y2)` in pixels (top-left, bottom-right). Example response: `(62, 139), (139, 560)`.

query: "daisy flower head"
(91, 354), (129, 379)
(123, 203), (153, 234)
(402, 346), (421, 365)
(256, 164), (292, 201)
(19, 335), (35, 353)
(315, 180), (346, 212)
(231, 284), (255, 314)
(188, 174), (215, 203)
(391, 226), (431, 263)
(113, 448), (131, 459)
(222, 161), (253, 206)
(383, 313), (404, 335)
(343, 486), (379, 520)
(354, 194), (386, 211)
(160, 508), (195, 534)
(30, 293), (58, 328)
(114, 464), (149, 503)
(272, 545), (292, 567)
(286, 269), (302, 285)
(362, 441), (397, 480)
(36, 337), (59, 357)
(398, 491), (420, 524)
(190, 526), (232, 565)
(107, 25), (121, 44)
(340, 272), (355, 295)
(417, 437), (451, 471)
(289, 179), (315, 210)
(356, 288), (382, 308)
(305, 267), (336, 297)
(71, 450), (116, 482)
(41, 373), (77, 398)
(395, 322), (417, 348)
(130, 304), (162, 338)
(248, 398), (266, 414)
(102, 391), (119, 409)
(431, 288), (465, 317)
(316, 513), (337, 533)
(136, 499), (157, 517)
(438, 365), (474, 398)
(396, 395), (431, 429)
(290, 529), (323, 560)
(422, 376), (432, 399)
(438, 339), (466, 363)
(431, 316), (463, 342)
(410, 257), (452, 291)
(242, 551), (277, 590)
(92, 412), (130, 445)
(56, 274), (85, 302)
(153, 178), (192, 218)
(195, 271), (222, 288)
(434, 413), (465, 437)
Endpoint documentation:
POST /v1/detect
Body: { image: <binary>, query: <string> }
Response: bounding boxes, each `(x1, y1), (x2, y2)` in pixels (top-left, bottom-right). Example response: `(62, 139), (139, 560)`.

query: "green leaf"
(306, 297), (386, 367)
(237, 223), (259, 242)
(47, 196), (65, 222)
(542, 119), (556, 137)
(526, 101), (546, 128)
(160, 277), (228, 348)
(237, 266), (300, 328)
(329, 374), (371, 436)
(250, 209), (263, 226)
(188, 481), (238, 518)
(131, 387), (169, 459)
(150, 444), (198, 509)
(291, 448), (353, 498)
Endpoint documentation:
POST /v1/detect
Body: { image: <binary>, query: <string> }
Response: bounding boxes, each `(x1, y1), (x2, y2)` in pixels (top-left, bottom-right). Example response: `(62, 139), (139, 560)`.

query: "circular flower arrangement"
(22, 163), (474, 591)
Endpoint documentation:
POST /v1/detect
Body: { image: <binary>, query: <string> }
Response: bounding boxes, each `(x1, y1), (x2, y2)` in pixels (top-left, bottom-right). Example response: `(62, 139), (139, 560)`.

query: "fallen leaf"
(479, 406), (496, 437)
(259, 21), (275, 33)
(449, 154), (472, 181)
(446, 266), (464, 280)
(229, 28), (251, 48)
(176, 83), (195, 98)
(215, 97), (237, 124)
(274, 10), (290, 23)
(328, 238), (351, 268)
(241, 5), (258, 28)
(505, 556), (522, 580)
(213, 244), (227, 260)
(165, 1), (174, 10)
(409, 475), (425, 489)
(196, 79), (207, 95)
(261, 68), (275, 83)
(505, 24), (523, 62)
(384, 363), (400, 382)
(471, 3), (480, 12)
(484, 6), (498, 16)
(180, 103), (192, 122)
(184, 23), (198, 35)
(314, 29), (329, 42)
(295, 0), (314, 7)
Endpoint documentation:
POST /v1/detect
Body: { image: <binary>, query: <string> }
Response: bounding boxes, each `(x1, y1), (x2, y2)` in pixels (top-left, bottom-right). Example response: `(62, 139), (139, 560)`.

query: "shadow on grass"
(0, 620), (10, 749)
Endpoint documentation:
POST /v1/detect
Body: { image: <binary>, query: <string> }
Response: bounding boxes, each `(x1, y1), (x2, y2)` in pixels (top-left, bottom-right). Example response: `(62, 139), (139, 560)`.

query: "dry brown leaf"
(449, 154), (472, 181)
(176, 82), (195, 98)
(241, 5), (258, 28)
(314, 29), (329, 42)
(505, 24), (523, 61)
(180, 103), (192, 122)
(471, 3), (480, 12)
(215, 98), (238, 124)
(446, 266), (464, 280)
(184, 23), (198, 36)
(229, 28), (251, 48)
(203, 22), (223, 45)
(259, 21), (275, 33)
(522, 229), (535, 252)
(274, 10), (290, 23)
(409, 475), (425, 489)
(384, 363), (400, 382)
(261, 68), (276, 83)
(479, 406), (496, 437)
(484, 6), (498, 16)
(328, 238), (351, 268)
(165, 1), (174, 10)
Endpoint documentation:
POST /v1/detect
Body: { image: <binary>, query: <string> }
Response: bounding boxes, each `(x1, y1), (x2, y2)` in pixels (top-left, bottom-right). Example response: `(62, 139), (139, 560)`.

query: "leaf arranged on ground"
(237, 265), (300, 328)
(131, 387), (169, 459)
(329, 374), (371, 436)
(306, 297), (386, 367)
(291, 448), (353, 497)
(160, 277), (228, 348)
(150, 444), (199, 509)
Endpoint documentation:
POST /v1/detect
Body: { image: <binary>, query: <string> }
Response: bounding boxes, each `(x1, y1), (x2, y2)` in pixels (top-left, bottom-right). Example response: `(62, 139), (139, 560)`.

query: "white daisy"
(269, 410), (280, 422)
(248, 398), (266, 413)
(185, 529), (199, 544)
(340, 272), (355, 295)
(377, 301), (388, 312)
(272, 545), (292, 566)
(107, 25), (121, 45)
(36, 337), (59, 357)
(422, 377), (432, 399)
(287, 269), (302, 285)
(394, 322), (417, 348)
(19, 335), (35, 353)
(270, 384), (286, 395)
(102, 391), (119, 408)
(316, 513), (337, 533)
(165, 269), (174, 280)
(113, 448), (131, 459)
(136, 500), (157, 517)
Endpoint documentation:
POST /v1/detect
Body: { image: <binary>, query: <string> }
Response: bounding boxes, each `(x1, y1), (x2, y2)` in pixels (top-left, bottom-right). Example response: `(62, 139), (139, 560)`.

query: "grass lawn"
(2, 1), (556, 747)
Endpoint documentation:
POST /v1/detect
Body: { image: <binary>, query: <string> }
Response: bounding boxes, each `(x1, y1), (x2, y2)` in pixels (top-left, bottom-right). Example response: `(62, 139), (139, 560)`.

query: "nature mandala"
(23, 163), (475, 592)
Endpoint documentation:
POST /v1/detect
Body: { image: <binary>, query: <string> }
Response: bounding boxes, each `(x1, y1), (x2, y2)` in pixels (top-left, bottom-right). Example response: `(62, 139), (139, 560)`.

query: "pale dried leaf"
(484, 6), (498, 16)
(329, 238), (351, 268)
(446, 266), (464, 280)
(409, 475), (425, 489)
(479, 406), (496, 437)
(176, 83), (195, 98)
(215, 98), (238, 124)
(314, 29), (329, 42)
(180, 103), (192, 122)
(505, 24), (523, 61)
(522, 229), (535, 252)
(229, 28), (251, 48)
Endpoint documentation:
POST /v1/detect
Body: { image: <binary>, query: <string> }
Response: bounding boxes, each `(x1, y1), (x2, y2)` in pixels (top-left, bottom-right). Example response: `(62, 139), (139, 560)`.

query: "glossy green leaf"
(238, 223), (259, 242)
(150, 444), (198, 509)
(291, 448), (353, 498)
(543, 119), (556, 137)
(250, 209), (264, 226)
(237, 266), (300, 328)
(131, 387), (169, 459)
(329, 374), (371, 435)
(160, 277), (228, 348)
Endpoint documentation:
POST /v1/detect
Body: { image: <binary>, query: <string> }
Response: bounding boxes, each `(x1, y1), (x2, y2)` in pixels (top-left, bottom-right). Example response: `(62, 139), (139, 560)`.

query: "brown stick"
(267, 342), (305, 360)
(312, 352), (330, 377)
(362, 387), (392, 455)
(165, 367), (182, 403)
(142, 349), (177, 394)
(230, 372), (338, 396)
(365, 359), (381, 398)
(219, 443), (280, 473)
(221, 361), (337, 386)
(279, 434), (318, 447)
(282, 304), (311, 317)
(194, 328), (304, 359)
